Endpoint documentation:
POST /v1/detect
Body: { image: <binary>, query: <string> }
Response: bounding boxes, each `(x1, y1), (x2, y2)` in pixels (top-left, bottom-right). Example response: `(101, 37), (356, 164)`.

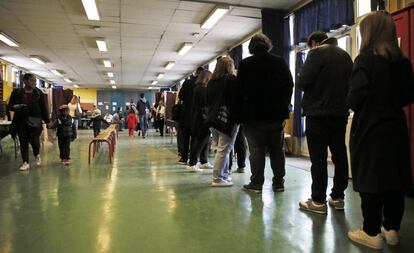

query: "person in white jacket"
(156, 100), (166, 136)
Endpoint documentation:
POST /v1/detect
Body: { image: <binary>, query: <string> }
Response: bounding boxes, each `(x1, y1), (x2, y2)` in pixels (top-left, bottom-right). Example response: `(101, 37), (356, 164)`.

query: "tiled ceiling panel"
(0, 0), (303, 89)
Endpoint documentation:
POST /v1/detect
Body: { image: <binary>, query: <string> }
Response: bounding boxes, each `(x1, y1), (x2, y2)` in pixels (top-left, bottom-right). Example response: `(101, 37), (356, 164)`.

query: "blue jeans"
(211, 125), (239, 181)
(139, 114), (148, 136)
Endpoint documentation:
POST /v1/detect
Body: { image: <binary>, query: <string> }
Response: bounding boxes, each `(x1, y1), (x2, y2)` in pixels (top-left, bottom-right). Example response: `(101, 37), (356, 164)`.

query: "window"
(208, 60), (217, 72)
(337, 35), (351, 55)
(357, 0), (371, 17)
(242, 39), (251, 59)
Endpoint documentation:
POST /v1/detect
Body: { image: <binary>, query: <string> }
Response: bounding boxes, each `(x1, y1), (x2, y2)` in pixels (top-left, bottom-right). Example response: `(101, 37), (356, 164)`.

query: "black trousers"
(18, 125), (42, 163)
(179, 126), (191, 161)
(176, 123), (182, 156)
(306, 116), (349, 203)
(360, 191), (405, 236)
(230, 126), (247, 169)
(189, 132), (210, 166)
(58, 136), (71, 160)
(158, 119), (165, 136)
(244, 121), (285, 186)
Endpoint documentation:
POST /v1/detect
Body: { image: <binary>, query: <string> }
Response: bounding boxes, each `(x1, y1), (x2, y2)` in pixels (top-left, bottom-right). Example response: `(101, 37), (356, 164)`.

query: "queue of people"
(171, 11), (414, 250)
(5, 10), (414, 251)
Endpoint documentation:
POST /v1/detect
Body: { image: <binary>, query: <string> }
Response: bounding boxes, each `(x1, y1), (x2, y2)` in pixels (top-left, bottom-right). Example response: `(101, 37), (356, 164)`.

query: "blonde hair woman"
(67, 95), (82, 129)
(347, 11), (414, 249)
(206, 57), (239, 186)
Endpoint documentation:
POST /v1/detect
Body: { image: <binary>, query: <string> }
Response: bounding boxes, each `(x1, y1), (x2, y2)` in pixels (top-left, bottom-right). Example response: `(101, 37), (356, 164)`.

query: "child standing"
(48, 105), (77, 164)
(127, 110), (138, 137)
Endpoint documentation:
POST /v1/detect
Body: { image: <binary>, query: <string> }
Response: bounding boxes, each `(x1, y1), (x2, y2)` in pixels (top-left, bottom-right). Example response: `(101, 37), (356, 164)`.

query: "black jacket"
(8, 88), (50, 135)
(348, 51), (414, 193)
(137, 98), (150, 116)
(207, 74), (238, 123)
(178, 75), (197, 127)
(49, 115), (77, 139)
(298, 43), (353, 117)
(237, 51), (293, 122)
(191, 83), (209, 136)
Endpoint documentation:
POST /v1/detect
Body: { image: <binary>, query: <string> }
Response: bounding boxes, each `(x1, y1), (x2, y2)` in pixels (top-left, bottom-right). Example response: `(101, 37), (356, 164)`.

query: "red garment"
(127, 113), (138, 129)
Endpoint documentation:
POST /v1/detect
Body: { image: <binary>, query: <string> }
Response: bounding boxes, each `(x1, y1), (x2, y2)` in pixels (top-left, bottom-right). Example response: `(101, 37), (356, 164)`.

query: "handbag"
(206, 95), (234, 136)
(26, 116), (42, 128)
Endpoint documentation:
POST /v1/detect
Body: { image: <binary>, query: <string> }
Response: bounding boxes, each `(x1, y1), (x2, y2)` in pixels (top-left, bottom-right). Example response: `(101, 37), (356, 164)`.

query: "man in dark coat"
(238, 33), (293, 193)
(177, 67), (203, 164)
(137, 93), (150, 138)
(297, 31), (353, 214)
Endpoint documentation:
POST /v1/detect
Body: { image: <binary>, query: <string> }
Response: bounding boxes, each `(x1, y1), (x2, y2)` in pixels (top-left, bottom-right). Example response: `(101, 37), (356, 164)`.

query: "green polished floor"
(0, 130), (413, 253)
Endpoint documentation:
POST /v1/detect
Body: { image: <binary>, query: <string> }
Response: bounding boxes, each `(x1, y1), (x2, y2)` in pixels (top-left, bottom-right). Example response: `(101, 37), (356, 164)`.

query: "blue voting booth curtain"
(294, 0), (354, 43)
(261, 9), (287, 57)
(229, 45), (243, 69)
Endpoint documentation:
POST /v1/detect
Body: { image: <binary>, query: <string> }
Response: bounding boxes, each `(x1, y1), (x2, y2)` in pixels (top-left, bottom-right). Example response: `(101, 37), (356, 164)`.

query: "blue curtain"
(293, 52), (305, 137)
(229, 45), (243, 69)
(294, 0), (354, 43)
(261, 9), (287, 57)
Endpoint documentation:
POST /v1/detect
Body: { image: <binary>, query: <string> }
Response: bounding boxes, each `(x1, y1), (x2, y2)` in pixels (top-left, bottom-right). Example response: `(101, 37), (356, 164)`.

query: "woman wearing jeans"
(207, 57), (239, 187)
(347, 11), (414, 250)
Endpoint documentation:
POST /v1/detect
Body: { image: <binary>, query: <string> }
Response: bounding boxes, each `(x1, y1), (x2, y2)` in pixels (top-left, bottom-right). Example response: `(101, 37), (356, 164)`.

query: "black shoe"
(272, 179), (285, 192)
(236, 167), (245, 173)
(243, 183), (262, 193)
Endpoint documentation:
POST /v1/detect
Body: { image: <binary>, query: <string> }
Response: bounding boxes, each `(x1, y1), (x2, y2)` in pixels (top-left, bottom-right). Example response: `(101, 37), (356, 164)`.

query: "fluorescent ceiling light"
(157, 73), (165, 79)
(96, 38), (107, 52)
(107, 72), (114, 77)
(165, 61), (175, 70)
(81, 0), (100, 21)
(152, 80), (158, 85)
(74, 84), (79, 88)
(201, 6), (229, 29)
(103, 60), (112, 68)
(51, 69), (63, 77)
(111, 85), (117, 89)
(148, 87), (159, 90)
(64, 78), (72, 83)
(178, 43), (193, 56)
(0, 32), (19, 47)
(30, 56), (46, 65)
(110, 80), (115, 84)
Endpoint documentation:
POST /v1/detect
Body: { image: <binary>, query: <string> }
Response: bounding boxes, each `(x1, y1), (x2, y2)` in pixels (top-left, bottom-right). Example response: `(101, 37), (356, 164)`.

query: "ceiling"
(0, 0), (303, 89)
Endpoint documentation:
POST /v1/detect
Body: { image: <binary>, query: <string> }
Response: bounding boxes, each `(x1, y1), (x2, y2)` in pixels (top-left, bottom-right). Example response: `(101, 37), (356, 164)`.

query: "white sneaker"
(35, 155), (41, 166)
(186, 165), (202, 172)
(200, 162), (214, 170)
(348, 228), (383, 250)
(381, 227), (399, 245)
(211, 179), (233, 187)
(328, 197), (345, 210)
(19, 162), (30, 171)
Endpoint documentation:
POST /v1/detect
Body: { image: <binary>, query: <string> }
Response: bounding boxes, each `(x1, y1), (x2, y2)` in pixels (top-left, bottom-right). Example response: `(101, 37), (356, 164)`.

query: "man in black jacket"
(177, 67), (203, 164)
(297, 31), (353, 214)
(238, 33), (293, 193)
